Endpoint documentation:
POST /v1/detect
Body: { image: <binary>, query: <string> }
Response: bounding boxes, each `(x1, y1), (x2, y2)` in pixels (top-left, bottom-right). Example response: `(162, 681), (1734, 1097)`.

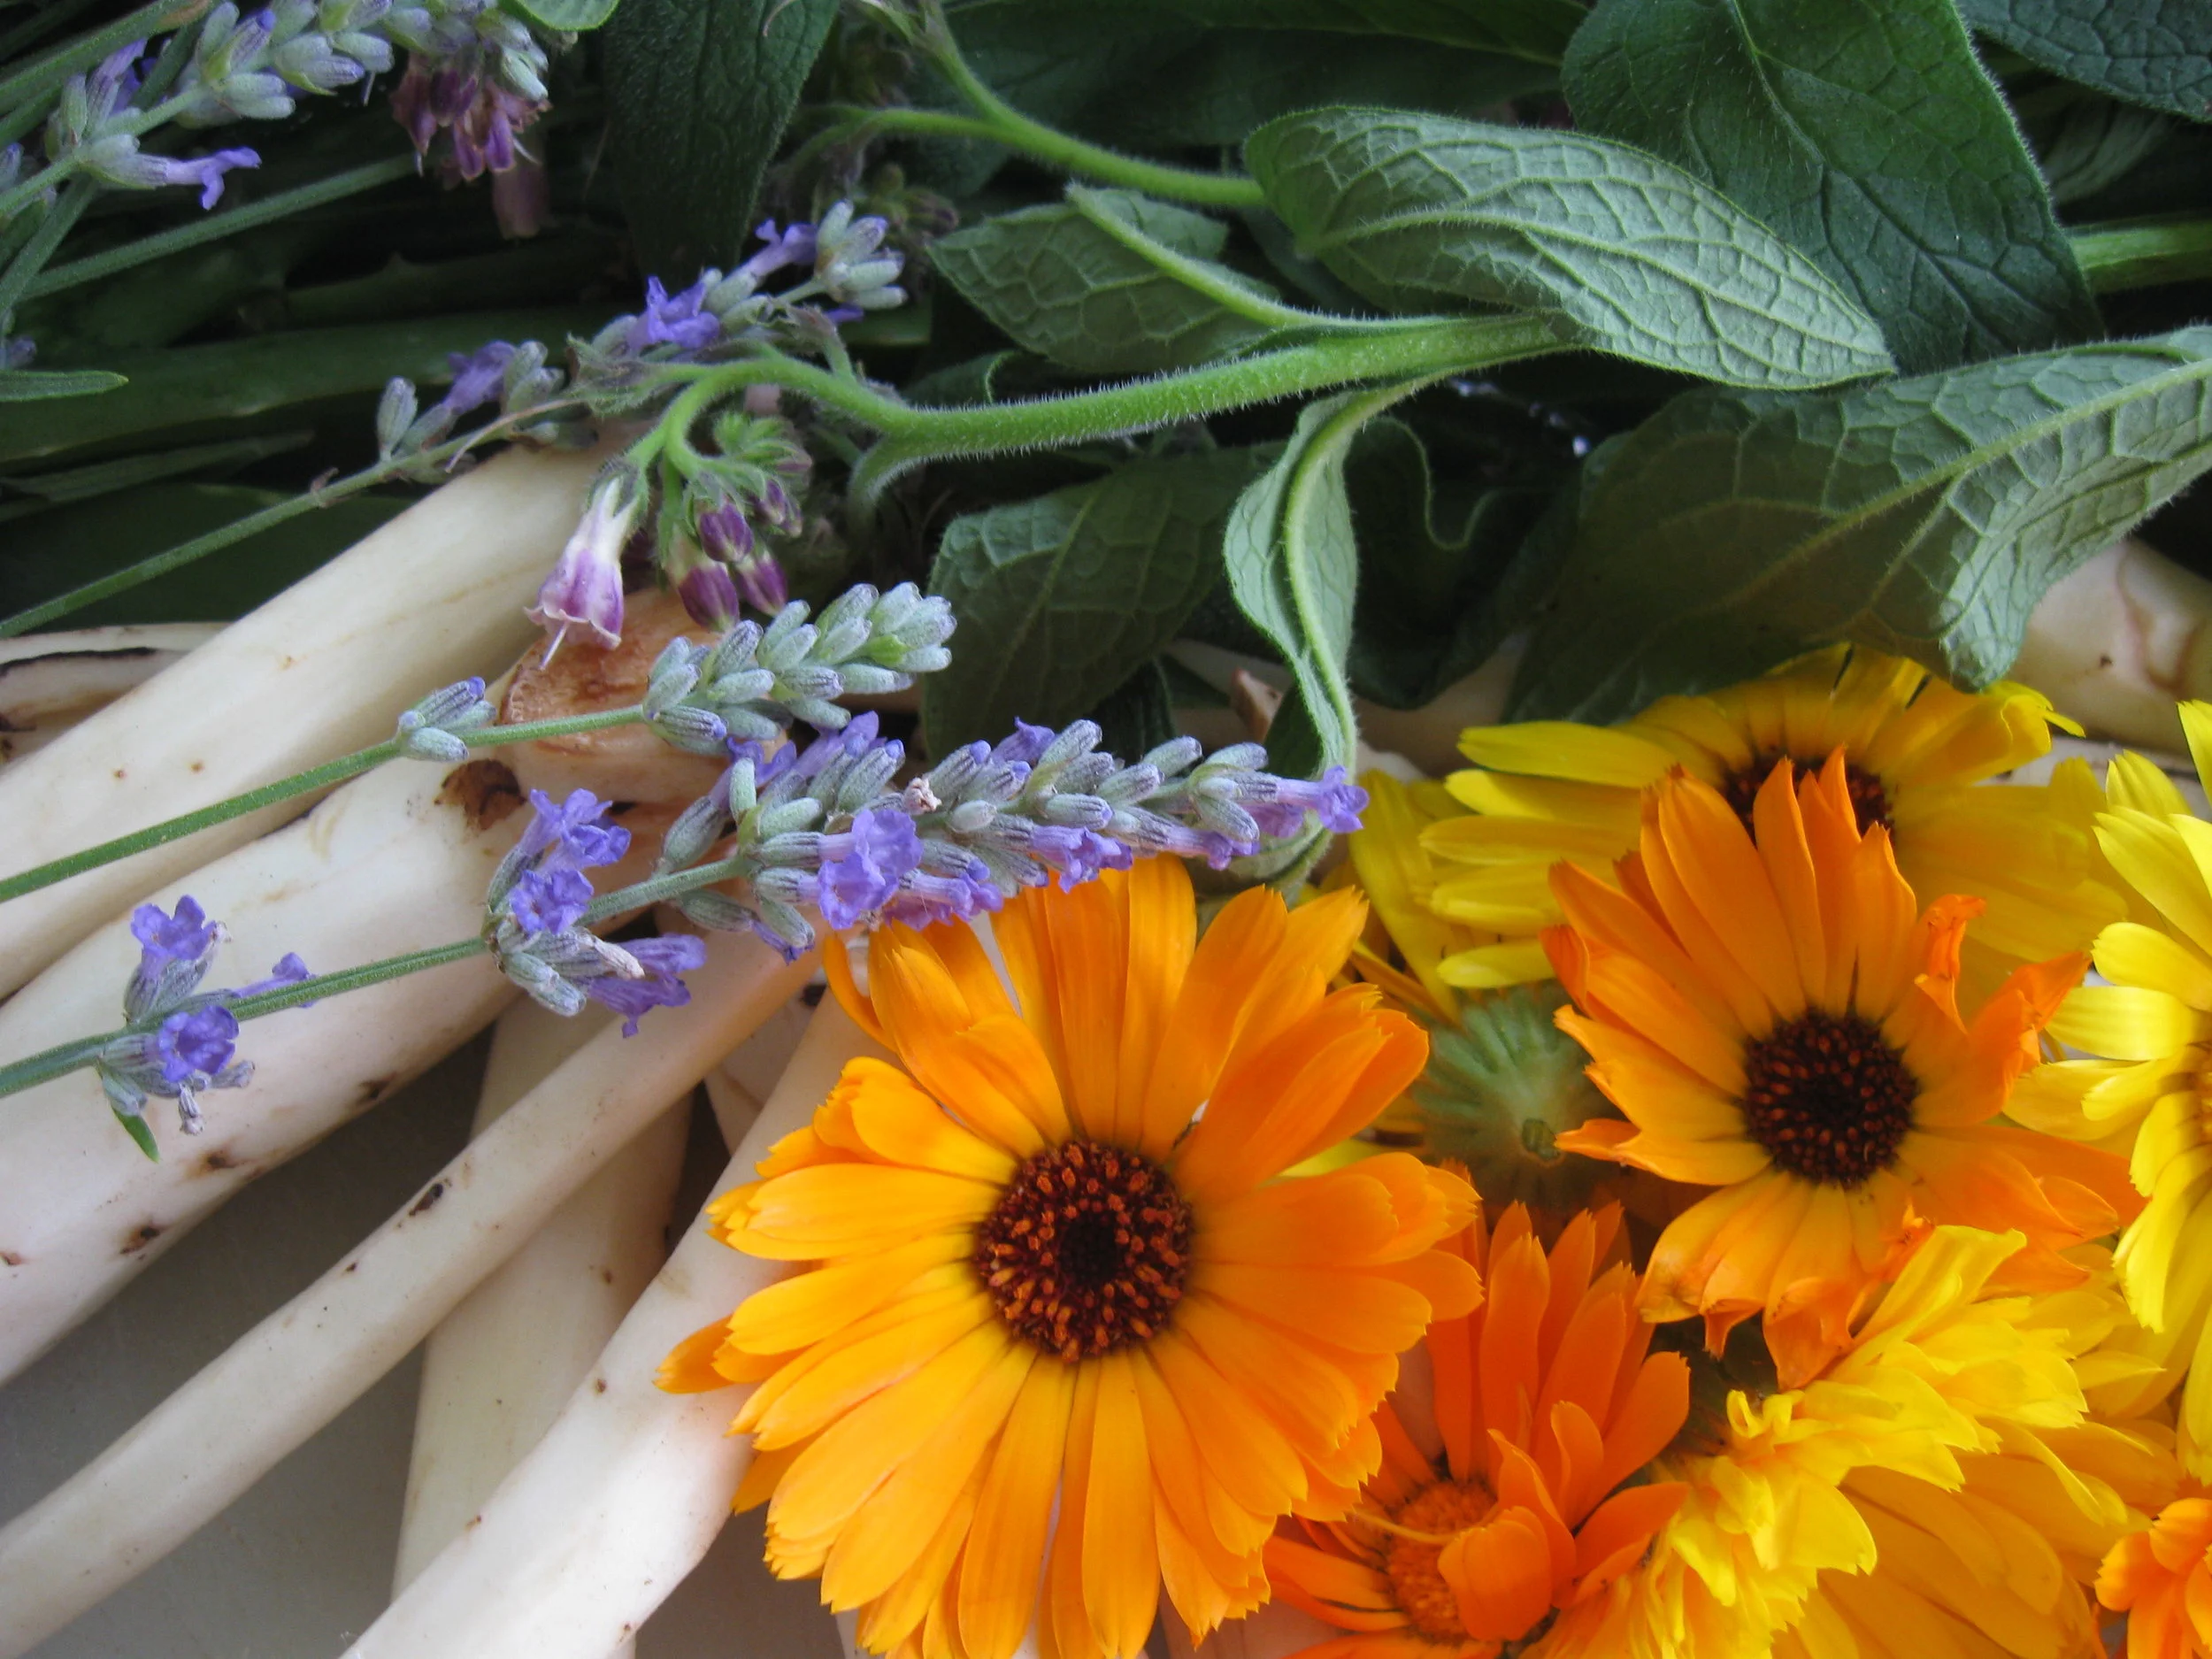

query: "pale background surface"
(0, 1035), (843, 1659)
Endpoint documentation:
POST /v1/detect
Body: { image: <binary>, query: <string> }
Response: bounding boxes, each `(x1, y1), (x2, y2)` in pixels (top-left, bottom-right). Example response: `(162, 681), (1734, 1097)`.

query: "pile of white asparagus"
(0, 442), (2204, 1657)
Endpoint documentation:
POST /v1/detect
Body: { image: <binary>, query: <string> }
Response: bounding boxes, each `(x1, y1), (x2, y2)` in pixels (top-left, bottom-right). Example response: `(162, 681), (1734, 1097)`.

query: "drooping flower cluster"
(93, 896), (309, 1145)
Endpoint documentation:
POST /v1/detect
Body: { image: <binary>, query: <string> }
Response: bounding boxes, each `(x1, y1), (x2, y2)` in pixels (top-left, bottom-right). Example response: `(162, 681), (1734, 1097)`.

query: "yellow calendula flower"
(1344, 774), (1620, 1211)
(1555, 1228), (2175, 1659)
(660, 857), (1481, 1659)
(1425, 645), (2120, 1001)
(1544, 753), (2131, 1385)
(2008, 703), (2212, 1479)
(1768, 1235), (2178, 1659)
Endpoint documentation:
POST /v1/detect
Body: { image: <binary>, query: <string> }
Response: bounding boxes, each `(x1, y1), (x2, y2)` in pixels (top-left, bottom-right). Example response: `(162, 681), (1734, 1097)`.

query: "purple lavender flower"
(1243, 766), (1370, 838)
(624, 276), (721, 354)
(517, 787), (630, 873)
(817, 806), (923, 930)
(1029, 825), (1134, 891)
(530, 468), (641, 650)
(738, 219), (818, 285)
(583, 934), (709, 1035)
(437, 341), (516, 419)
(1, 334), (34, 371)
(233, 952), (312, 1000)
(881, 864), (1004, 930)
(154, 1006), (240, 1084)
(510, 867), (595, 934)
(994, 721), (1056, 770)
(132, 896), (222, 971)
(84, 143), (261, 208)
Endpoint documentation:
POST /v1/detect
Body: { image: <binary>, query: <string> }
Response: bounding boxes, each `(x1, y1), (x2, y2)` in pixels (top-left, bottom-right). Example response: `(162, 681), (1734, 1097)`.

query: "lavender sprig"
(483, 713), (1371, 1015)
(93, 896), (310, 1152)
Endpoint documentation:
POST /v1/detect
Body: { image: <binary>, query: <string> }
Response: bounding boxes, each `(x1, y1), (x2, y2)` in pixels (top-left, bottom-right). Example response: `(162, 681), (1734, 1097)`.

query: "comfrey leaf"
(1244, 106), (1895, 389)
(933, 188), (1301, 374)
(1509, 326), (2212, 722)
(1563, 0), (2099, 374)
(1957, 0), (2212, 122)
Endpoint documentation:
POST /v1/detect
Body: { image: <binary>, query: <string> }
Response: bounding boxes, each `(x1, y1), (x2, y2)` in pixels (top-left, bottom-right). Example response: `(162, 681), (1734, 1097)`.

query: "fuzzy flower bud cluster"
(174, 2), (402, 123)
(35, 40), (259, 217)
(638, 583), (956, 746)
(638, 713), (1371, 966)
(94, 897), (310, 1148)
(485, 789), (707, 1033)
(374, 338), (580, 477)
(391, 676), (497, 761)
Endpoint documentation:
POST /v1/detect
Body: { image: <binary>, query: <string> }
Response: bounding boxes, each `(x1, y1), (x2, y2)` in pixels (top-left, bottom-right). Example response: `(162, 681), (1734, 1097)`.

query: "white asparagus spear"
(392, 998), (691, 1599)
(0, 753), (523, 1382)
(0, 932), (810, 1658)
(341, 996), (886, 1659)
(2008, 536), (2212, 749)
(0, 442), (605, 997)
(0, 625), (222, 765)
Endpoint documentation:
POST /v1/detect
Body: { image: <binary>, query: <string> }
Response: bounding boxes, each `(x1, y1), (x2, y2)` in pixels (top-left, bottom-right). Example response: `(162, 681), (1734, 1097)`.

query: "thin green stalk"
(900, 48), (1266, 210)
(0, 0), (204, 116)
(0, 936), (489, 1101)
(0, 704), (648, 904)
(581, 852), (748, 923)
(0, 401), (580, 635)
(27, 153), (419, 297)
(0, 0), (106, 66)
(0, 1031), (116, 1099)
(2072, 217), (2212, 294)
(221, 937), (488, 1021)
(0, 177), (90, 326)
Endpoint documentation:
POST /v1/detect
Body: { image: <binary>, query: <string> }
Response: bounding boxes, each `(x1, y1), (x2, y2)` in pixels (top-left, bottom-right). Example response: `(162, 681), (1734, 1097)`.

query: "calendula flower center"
(973, 1140), (1192, 1361)
(1721, 752), (1892, 834)
(1740, 1009), (1917, 1184)
(1381, 1479), (1494, 1641)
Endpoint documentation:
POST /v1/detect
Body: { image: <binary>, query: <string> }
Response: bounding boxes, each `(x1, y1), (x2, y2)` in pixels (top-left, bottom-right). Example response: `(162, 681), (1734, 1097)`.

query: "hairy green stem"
(2072, 217), (2212, 294)
(27, 153), (420, 297)
(0, 705), (646, 907)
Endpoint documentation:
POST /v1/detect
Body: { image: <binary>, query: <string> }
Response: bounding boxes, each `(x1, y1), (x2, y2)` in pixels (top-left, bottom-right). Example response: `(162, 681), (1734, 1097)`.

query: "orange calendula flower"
(1264, 1199), (1690, 1659)
(1543, 753), (2133, 1383)
(660, 857), (1480, 1659)
(1428, 646), (2118, 1002)
(2101, 1495), (2212, 1659)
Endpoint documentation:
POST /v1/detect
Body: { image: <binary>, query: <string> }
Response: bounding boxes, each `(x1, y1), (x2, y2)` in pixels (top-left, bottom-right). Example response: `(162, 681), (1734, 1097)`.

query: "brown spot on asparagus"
(2, 1251), (24, 1267)
(408, 1181), (448, 1217)
(121, 1224), (164, 1254)
(437, 760), (525, 833)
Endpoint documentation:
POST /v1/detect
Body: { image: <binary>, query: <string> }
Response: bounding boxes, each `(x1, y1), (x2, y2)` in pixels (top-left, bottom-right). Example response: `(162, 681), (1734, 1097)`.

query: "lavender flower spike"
(583, 934), (709, 1035)
(529, 465), (642, 652)
(623, 275), (721, 355)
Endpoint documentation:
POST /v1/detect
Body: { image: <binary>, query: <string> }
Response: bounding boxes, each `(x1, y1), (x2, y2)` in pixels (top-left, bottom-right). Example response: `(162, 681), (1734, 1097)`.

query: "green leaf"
(922, 446), (1268, 755)
(1508, 326), (2212, 722)
(931, 188), (1303, 374)
(1562, 0), (2101, 376)
(0, 482), (410, 626)
(1223, 388), (1413, 779)
(1244, 108), (1896, 389)
(0, 432), (309, 511)
(0, 308), (603, 466)
(1340, 419), (1549, 708)
(953, 8), (1557, 150)
(1958, 0), (2212, 122)
(511, 0), (622, 27)
(604, 0), (836, 279)
(0, 367), (124, 401)
(987, 0), (1587, 58)
(112, 1106), (158, 1163)
(1086, 658), (1180, 761)
(2034, 96), (2174, 204)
